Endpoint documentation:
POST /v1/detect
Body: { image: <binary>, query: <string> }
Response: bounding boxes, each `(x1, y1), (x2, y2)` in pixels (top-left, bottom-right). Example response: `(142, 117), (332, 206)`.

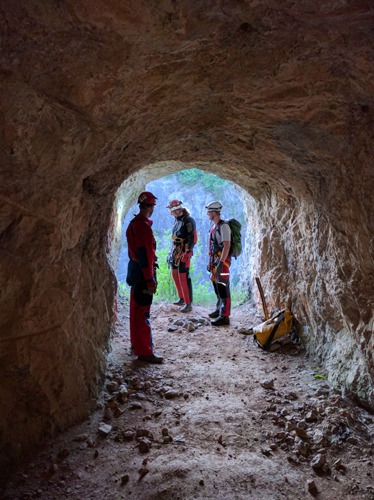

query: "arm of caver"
(135, 222), (156, 282)
(218, 222), (231, 263)
(185, 216), (197, 252)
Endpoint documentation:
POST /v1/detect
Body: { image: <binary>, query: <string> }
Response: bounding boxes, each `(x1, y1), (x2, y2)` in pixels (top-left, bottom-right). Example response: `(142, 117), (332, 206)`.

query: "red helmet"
(166, 199), (183, 212)
(138, 191), (157, 205)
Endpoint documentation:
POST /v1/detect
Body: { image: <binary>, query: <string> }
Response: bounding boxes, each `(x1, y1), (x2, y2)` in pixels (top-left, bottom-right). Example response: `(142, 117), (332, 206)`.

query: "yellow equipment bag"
(253, 309), (293, 350)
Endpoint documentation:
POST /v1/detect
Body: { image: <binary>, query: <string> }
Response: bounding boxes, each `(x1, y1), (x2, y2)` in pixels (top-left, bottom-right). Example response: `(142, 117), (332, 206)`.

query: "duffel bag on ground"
(252, 308), (293, 350)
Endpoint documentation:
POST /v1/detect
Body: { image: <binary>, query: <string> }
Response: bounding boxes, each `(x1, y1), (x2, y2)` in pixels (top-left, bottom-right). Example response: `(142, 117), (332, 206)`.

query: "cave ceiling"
(1, 0), (372, 206)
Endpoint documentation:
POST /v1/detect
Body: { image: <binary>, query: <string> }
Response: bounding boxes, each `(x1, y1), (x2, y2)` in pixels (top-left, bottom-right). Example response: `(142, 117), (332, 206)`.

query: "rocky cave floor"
(2, 300), (374, 500)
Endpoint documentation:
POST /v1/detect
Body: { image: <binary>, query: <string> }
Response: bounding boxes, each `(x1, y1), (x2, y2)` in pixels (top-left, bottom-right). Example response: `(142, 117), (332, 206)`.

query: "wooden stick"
(255, 277), (269, 320)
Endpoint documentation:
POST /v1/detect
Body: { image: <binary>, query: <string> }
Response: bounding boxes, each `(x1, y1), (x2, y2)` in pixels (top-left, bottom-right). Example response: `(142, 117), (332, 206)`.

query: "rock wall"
(0, 0), (373, 462)
(251, 189), (373, 405)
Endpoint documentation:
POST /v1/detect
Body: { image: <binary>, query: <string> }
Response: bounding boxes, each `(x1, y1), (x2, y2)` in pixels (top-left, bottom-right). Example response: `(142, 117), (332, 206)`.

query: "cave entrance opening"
(111, 166), (256, 311)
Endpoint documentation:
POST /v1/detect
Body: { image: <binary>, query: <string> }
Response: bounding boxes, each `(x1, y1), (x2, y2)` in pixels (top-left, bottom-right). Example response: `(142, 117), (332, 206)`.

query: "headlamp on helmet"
(167, 199), (184, 212)
(138, 191), (157, 205)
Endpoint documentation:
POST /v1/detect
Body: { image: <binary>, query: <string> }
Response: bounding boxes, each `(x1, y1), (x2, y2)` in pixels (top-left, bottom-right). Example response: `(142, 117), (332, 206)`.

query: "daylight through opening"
(113, 167), (256, 308)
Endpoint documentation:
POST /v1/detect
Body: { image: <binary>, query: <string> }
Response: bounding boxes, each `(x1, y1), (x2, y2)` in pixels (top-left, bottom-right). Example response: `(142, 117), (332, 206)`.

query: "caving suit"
(209, 220), (231, 317)
(168, 210), (197, 305)
(126, 213), (157, 356)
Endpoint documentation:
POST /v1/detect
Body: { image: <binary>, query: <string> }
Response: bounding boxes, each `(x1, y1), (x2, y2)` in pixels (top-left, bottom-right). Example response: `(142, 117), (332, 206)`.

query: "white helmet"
(205, 200), (222, 212)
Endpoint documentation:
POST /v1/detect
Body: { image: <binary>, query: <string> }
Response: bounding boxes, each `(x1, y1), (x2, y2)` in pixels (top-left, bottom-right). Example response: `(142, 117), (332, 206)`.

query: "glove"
(181, 251), (191, 264)
(146, 280), (157, 295)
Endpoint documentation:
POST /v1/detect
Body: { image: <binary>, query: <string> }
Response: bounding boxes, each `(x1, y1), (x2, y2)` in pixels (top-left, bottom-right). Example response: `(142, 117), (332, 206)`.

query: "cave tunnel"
(0, 0), (373, 475)
(112, 164), (255, 306)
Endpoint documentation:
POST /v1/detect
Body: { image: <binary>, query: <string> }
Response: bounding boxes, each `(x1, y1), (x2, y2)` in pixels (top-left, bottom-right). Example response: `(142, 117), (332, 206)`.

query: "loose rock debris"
(1, 301), (374, 500)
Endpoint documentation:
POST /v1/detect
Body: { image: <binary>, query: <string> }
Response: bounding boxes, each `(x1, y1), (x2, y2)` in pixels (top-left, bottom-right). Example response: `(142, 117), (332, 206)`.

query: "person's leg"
(177, 261), (192, 312)
(209, 281), (221, 317)
(211, 263), (231, 325)
(131, 286), (154, 357)
(186, 267), (193, 304)
(178, 262), (192, 304)
(217, 261), (231, 316)
(129, 288), (136, 349)
(172, 268), (184, 304)
(218, 281), (231, 317)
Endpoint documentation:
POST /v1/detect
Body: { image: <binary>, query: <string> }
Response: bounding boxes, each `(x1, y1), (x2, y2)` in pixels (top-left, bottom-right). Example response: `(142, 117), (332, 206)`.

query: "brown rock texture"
(0, 0), (373, 462)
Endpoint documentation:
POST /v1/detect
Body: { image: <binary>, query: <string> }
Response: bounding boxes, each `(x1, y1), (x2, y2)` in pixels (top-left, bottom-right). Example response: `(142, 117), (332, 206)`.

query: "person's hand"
(181, 251), (191, 263)
(215, 262), (223, 281)
(147, 280), (157, 294)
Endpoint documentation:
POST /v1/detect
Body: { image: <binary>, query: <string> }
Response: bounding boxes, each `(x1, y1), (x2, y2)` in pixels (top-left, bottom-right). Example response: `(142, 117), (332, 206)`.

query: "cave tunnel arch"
(0, 0), (373, 469)
(1, 142), (373, 467)
(107, 156), (373, 406)
(111, 164), (257, 306)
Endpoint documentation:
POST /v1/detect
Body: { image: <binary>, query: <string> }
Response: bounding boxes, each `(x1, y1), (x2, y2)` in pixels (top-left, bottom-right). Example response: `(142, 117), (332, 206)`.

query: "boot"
(211, 316), (230, 326)
(137, 354), (164, 364)
(180, 303), (192, 313)
(173, 298), (185, 305)
(208, 310), (219, 318)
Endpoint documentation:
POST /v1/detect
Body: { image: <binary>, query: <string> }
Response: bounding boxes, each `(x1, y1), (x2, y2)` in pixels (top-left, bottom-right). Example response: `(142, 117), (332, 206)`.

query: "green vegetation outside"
(118, 241), (248, 307)
(176, 169), (227, 201)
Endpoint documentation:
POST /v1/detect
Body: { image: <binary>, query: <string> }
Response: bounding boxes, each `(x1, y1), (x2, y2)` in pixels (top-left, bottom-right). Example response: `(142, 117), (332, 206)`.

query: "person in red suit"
(126, 191), (163, 364)
(166, 200), (197, 313)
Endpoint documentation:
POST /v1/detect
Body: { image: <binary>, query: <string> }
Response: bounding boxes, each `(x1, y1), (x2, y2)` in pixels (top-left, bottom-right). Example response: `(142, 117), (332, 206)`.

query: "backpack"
(252, 309), (296, 350)
(217, 219), (242, 258)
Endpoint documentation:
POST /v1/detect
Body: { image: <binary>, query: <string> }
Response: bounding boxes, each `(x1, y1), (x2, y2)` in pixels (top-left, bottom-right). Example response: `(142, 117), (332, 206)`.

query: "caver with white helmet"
(205, 200), (222, 212)
(167, 199), (197, 313)
(206, 200), (231, 326)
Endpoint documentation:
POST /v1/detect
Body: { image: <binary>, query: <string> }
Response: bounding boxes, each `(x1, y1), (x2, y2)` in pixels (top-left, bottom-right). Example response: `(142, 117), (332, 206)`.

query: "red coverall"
(169, 211), (197, 305)
(126, 213), (157, 357)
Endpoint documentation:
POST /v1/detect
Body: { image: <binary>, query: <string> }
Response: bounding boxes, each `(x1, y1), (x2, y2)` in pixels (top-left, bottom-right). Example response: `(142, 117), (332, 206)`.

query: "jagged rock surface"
(0, 0), (373, 462)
